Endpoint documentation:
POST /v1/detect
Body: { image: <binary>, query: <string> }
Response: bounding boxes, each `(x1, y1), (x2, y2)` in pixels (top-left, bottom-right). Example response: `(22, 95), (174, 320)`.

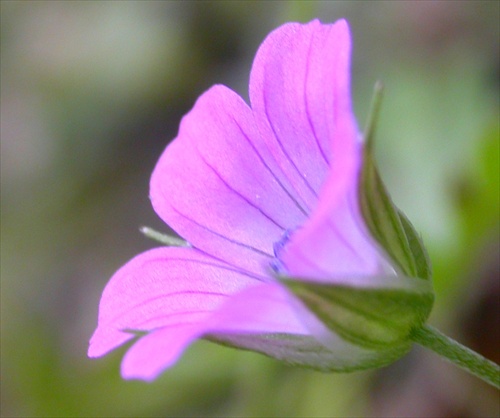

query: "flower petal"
(208, 282), (308, 334)
(88, 247), (263, 358)
(261, 20), (393, 280)
(250, 19), (356, 211)
(208, 282), (409, 372)
(150, 85), (306, 275)
(280, 182), (394, 280)
(121, 324), (204, 381)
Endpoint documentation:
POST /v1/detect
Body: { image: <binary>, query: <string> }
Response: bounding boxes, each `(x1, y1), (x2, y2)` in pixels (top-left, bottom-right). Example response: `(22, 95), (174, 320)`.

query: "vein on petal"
(132, 310), (214, 329)
(171, 206), (275, 259)
(263, 94), (319, 203)
(232, 117), (310, 218)
(103, 290), (231, 329)
(324, 217), (366, 264)
(194, 147), (288, 231)
(304, 32), (330, 167)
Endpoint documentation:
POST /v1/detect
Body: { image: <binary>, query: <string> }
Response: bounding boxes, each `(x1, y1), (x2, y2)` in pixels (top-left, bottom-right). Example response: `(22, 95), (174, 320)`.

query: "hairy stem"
(411, 324), (499, 389)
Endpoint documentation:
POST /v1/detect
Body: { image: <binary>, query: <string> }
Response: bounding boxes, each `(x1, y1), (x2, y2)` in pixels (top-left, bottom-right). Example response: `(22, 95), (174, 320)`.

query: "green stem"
(410, 325), (500, 389)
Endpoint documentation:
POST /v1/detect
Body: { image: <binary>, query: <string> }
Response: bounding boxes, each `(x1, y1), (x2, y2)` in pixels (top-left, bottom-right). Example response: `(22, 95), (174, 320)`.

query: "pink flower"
(88, 19), (407, 381)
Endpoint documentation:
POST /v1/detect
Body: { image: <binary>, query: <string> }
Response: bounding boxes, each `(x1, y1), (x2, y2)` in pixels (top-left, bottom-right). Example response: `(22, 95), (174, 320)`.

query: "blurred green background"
(1, 1), (499, 417)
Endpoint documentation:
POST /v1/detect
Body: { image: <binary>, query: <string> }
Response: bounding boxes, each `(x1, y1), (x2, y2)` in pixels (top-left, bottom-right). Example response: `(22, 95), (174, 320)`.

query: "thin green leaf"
(139, 226), (189, 247)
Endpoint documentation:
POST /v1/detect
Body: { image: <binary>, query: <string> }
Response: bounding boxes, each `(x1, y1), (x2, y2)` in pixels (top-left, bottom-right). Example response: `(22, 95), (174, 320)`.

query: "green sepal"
(281, 275), (434, 350)
(360, 82), (432, 280)
(397, 210), (432, 280)
(359, 149), (432, 280)
(207, 332), (409, 373)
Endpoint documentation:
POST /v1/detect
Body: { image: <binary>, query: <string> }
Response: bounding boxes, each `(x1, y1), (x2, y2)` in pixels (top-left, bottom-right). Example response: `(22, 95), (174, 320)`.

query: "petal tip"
(87, 327), (134, 358)
(120, 362), (159, 382)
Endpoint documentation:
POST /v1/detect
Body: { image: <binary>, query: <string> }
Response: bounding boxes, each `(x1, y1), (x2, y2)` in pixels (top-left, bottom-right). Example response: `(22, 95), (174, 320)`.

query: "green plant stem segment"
(411, 325), (500, 389)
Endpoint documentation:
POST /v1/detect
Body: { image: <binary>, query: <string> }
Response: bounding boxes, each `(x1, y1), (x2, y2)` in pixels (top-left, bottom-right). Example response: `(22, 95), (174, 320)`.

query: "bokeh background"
(1, 1), (499, 417)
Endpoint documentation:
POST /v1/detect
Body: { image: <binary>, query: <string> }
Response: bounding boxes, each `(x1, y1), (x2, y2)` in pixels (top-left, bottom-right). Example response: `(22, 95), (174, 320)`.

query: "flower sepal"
(281, 274), (434, 352)
(359, 84), (432, 281)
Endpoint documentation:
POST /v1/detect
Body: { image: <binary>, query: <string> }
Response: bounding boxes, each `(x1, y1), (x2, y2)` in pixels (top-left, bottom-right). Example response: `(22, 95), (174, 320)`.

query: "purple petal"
(259, 20), (393, 280)
(118, 278), (409, 379)
(207, 282), (406, 372)
(90, 247), (320, 379)
(120, 283), (313, 381)
(121, 324), (204, 381)
(280, 174), (393, 279)
(150, 85), (307, 275)
(250, 19), (356, 212)
(208, 282), (308, 334)
(88, 247), (263, 358)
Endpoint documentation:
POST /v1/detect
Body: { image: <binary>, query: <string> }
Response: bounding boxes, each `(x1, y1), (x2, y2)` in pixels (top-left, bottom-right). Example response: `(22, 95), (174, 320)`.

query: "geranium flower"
(88, 19), (433, 381)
